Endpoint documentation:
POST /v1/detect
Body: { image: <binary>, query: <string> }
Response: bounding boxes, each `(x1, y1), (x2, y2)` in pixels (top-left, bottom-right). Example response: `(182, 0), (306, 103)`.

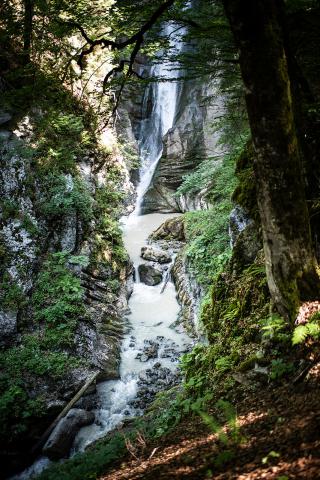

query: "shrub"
(0, 273), (26, 310)
(32, 252), (85, 347)
(39, 173), (93, 225)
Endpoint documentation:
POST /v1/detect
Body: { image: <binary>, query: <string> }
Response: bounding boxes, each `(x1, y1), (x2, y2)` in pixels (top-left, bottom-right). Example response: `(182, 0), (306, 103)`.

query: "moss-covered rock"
(150, 216), (185, 241)
(232, 142), (259, 222)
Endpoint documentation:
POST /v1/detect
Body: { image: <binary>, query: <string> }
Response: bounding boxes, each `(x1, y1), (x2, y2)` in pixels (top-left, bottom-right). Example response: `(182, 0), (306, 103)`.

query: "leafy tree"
(222, 0), (320, 320)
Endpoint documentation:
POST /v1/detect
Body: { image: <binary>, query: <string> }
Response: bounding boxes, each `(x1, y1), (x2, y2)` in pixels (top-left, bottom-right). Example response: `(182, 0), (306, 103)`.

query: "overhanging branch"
(69, 0), (176, 68)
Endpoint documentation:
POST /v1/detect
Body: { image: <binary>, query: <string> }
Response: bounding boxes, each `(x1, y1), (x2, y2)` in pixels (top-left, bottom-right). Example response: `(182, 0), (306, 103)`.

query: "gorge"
(1, 1), (320, 479)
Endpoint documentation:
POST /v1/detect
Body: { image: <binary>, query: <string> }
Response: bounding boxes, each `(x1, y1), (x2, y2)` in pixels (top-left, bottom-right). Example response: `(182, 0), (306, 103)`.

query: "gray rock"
(172, 252), (203, 337)
(0, 112), (12, 125)
(136, 340), (159, 362)
(141, 246), (171, 264)
(138, 264), (162, 286)
(0, 310), (17, 345)
(43, 408), (95, 459)
(150, 217), (185, 241)
(229, 205), (251, 247)
(231, 222), (262, 273)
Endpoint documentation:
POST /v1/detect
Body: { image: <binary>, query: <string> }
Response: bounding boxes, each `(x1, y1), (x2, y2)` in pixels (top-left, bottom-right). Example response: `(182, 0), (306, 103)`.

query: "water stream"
(12, 20), (191, 479)
(74, 20), (190, 453)
(74, 213), (192, 452)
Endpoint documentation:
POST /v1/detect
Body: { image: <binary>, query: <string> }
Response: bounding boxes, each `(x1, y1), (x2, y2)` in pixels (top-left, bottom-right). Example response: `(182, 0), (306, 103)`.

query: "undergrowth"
(0, 74), (127, 454)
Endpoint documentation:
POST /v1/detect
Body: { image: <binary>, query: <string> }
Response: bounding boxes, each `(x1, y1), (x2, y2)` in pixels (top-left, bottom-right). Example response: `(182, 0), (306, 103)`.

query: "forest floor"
(100, 365), (320, 480)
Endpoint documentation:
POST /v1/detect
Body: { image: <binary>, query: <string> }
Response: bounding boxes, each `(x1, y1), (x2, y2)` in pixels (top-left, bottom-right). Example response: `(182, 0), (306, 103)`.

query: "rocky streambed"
(71, 212), (195, 453)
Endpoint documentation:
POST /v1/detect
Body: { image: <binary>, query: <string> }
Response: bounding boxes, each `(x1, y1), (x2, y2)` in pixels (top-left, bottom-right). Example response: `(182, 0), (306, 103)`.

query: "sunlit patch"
(295, 301), (320, 325)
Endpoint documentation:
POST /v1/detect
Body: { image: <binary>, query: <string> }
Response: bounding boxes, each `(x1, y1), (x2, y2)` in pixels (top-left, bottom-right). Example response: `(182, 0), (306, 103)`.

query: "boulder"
(42, 408), (94, 460)
(150, 217), (185, 241)
(141, 246), (171, 264)
(138, 264), (162, 286)
(0, 112), (12, 125)
(0, 310), (17, 346)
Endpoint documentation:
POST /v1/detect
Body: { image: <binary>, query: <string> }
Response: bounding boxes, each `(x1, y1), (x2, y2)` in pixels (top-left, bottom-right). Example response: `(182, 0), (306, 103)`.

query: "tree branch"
(66, 0), (176, 68)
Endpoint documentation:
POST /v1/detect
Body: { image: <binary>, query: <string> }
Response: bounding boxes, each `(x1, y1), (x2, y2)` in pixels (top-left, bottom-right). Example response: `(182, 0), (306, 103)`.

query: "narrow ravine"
(10, 20), (193, 479)
(74, 213), (192, 452)
(73, 19), (192, 454)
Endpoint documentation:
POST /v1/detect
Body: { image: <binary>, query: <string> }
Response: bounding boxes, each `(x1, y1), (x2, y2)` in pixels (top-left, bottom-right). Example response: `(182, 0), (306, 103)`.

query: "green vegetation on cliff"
(1, 0), (320, 479)
(0, 15), (128, 467)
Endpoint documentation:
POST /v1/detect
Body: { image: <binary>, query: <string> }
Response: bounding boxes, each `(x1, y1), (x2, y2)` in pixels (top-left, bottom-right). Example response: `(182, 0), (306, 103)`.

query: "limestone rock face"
(141, 246), (171, 264)
(43, 409), (95, 460)
(0, 128), (39, 294)
(138, 264), (163, 286)
(142, 79), (224, 213)
(0, 108), (133, 471)
(150, 216), (185, 242)
(172, 252), (203, 336)
(0, 310), (17, 346)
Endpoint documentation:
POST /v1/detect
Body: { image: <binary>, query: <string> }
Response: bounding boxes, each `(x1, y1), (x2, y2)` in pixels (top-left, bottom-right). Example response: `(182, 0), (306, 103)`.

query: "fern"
(261, 315), (287, 339)
(197, 400), (243, 446)
(292, 322), (320, 345)
(198, 410), (229, 444)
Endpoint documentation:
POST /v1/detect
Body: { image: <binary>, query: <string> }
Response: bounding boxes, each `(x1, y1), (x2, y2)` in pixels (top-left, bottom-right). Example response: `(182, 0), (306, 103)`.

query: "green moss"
(1, 199), (20, 221)
(232, 142), (259, 221)
(21, 213), (39, 236)
(0, 273), (27, 310)
(181, 252), (270, 396)
(32, 252), (85, 347)
(238, 354), (260, 372)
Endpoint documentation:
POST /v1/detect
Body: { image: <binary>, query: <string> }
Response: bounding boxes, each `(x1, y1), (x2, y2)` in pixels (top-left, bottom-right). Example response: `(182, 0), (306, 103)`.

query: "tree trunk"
(222, 0), (320, 320)
(23, 0), (34, 64)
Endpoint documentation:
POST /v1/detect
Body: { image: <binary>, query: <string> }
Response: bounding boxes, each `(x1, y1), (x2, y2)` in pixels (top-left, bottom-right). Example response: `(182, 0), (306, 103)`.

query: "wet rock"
(0, 112), (12, 125)
(74, 391), (98, 410)
(43, 408), (95, 460)
(141, 246), (171, 264)
(150, 217), (185, 242)
(229, 205), (251, 247)
(137, 354), (149, 362)
(0, 310), (17, 345)
(131, 363), (182, 410)
(136, 340), (159, 362)
(138, 264), (162, 286)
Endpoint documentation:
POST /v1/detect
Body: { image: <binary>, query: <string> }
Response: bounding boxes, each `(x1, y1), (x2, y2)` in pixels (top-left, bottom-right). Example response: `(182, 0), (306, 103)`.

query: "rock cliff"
(142, 79), (224, 213)
(0, 103), (133, 474)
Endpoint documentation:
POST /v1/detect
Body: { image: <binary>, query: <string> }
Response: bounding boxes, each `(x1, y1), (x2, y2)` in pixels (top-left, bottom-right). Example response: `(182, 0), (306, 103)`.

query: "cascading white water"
(12, 23), (191, 477)
(73, 21), (191, 453)
(132, 22), (185, 216)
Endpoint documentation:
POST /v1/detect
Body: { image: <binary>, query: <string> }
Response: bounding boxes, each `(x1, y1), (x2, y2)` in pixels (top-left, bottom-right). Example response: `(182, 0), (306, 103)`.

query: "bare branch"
(61, 0), (176, 68)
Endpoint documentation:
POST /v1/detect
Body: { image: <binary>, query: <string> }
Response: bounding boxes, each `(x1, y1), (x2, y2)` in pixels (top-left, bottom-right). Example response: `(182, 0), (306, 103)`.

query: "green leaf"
(292, 325), (308, 345)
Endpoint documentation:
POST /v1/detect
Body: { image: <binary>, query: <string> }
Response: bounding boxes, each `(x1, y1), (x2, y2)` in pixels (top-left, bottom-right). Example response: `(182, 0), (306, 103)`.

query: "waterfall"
(11, 22), (192, 478)
(70, 21), (193, 453)
(133, 22), (185, 215)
